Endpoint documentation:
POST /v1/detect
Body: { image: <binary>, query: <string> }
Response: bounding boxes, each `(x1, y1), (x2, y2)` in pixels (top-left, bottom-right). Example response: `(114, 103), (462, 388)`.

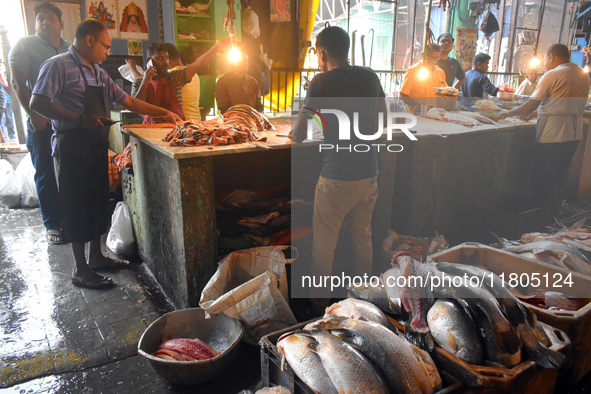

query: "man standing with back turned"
(30, 19), (180, 289)
(9, 2), (70, 244)
(292, 26), (386, 304)
(502, 44), (590, 204)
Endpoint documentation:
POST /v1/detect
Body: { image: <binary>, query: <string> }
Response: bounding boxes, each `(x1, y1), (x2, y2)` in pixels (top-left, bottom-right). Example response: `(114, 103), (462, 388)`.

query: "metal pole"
(493, 0), (507, 71)
(558, 0), (567, 44)
(422, 0), (434, 62)
(410, 0), (418, 64)
(532, 0), (547, 57)
(507, 0), (520, 73)
(391, 1), (398, 72)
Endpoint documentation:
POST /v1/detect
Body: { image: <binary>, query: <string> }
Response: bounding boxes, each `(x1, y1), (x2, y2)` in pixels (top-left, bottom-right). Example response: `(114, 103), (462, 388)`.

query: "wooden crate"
(430, 243), (590, 383)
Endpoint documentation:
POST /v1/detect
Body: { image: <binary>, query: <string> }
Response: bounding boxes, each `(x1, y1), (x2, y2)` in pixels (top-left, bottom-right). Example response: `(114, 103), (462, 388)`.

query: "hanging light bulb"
(530, 57), (540, 67)
(585, 65), (590, 73)
(228, 45), (241, 63)
(418, 67), (429, 80)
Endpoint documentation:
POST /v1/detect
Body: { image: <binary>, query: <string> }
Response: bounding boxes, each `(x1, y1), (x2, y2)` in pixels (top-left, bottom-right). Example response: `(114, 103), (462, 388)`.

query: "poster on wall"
(119, 0), (149, 41)
(23, 1), (81, 43)
(270, 0), (290, 22)
(88, 0), (119, 38)
(455, 28), (479, 72)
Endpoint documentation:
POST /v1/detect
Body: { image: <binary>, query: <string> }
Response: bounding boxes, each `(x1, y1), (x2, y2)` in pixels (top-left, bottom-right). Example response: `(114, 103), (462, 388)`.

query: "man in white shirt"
(502, 44), (590, 203)
(515, 68), (538, 96)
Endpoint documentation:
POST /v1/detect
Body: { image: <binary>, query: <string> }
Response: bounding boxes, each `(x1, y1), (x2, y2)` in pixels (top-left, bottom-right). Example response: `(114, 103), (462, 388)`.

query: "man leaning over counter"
(501, 44), (590, 204)
(30, 19), (181, 290)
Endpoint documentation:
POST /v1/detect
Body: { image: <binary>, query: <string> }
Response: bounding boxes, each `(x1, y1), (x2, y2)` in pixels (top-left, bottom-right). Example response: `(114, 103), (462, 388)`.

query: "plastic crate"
(430, 243), (590, 384)
(260, 320), (462, 393)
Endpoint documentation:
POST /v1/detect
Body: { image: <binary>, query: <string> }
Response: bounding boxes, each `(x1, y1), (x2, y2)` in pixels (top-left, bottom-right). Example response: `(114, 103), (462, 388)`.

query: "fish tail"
(496, 325), (521, 354)
(490, 232), (506, 248)
(519, 323), (565, 369)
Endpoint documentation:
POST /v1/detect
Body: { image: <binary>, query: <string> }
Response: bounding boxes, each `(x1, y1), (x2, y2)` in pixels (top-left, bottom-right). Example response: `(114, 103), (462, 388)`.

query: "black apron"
(54, 60), (111, 243)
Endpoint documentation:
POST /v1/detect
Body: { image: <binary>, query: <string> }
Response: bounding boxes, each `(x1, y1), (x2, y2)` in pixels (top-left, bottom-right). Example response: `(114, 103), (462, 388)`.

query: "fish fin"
(518, 323), (565, 369)
(405, 327), (434, 352)
(490, 232), (506, 248)
(280, 354), (286, 372)
(573, 218), (587, 229)
(447, 332), (457, 351)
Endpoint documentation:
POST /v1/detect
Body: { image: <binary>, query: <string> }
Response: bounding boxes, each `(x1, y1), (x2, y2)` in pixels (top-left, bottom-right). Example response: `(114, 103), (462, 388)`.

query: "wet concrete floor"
(0, 208), (261, 393)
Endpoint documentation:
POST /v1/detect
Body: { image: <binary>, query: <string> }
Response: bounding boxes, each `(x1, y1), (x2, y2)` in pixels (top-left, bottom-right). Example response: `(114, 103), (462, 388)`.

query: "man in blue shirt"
(461, 53), (499, 106)
(9, 2), (70, 243)
(30, 19), (180, 290)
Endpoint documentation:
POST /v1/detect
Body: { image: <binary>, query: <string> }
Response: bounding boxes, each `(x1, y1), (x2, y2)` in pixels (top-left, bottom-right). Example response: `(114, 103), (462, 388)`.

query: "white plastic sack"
(15, 153), (39, 207)
(242, 7), (260, 38)
(106, 201), (135, 255)
(200, 246), (296, 344)
(0, 159), (21, 208)
(118, 63), (144, 82)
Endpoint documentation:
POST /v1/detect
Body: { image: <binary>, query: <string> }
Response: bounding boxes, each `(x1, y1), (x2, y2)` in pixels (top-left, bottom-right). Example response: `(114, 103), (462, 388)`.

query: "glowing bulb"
(228, 46), (241, 63)
(585, 65), (590, 73)
(418, 67), (429, 80)
(530, 57), (541, 67)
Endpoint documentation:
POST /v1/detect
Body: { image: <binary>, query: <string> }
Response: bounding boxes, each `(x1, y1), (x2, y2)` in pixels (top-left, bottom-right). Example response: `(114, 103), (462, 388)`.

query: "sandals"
(46, 228), (64, 245)
(71, 274), (114, 289)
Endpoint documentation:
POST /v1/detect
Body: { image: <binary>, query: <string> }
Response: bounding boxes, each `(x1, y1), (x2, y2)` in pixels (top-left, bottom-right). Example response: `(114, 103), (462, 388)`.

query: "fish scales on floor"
(347, 255), (565, 370)
(277, 305), (442, 394)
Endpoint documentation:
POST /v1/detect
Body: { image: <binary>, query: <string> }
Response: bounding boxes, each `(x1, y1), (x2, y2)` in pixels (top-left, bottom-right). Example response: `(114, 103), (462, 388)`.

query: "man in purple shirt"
(30, 19), (180, 290)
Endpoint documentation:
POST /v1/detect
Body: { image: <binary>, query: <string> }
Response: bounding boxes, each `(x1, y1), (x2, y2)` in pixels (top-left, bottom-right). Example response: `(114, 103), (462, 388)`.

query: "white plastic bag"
(106, 201), (135, 255)
(15, 153), (39, 207)
(200, 246), (296, 344)
(0, 159), (22, 208)
(118, 63), (144, 82)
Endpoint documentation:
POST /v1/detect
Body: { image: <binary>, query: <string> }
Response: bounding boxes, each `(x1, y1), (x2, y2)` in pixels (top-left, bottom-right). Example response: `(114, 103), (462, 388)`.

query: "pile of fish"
(497, 219), (591, 276)
(163, 104), (274, 147)
(216, 186), (312, 252)
(277, 298), (442, 394)
(426, 108), (496, 127)
(151, 337), (219, 361)
(373, 255), (565, 369)
(382, 230), (448, 263)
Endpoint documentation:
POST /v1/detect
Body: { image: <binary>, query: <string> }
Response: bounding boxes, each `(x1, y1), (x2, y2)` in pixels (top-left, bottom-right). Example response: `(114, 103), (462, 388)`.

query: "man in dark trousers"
(9, 2), (70, 244)
(291, 26), (386, 304)
(30, 19), (181, 289)
(502, 44), (590, 204)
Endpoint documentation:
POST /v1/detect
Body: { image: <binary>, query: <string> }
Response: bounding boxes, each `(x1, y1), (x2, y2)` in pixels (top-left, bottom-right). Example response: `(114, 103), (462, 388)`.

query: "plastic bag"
(480, 11), (500, 37)
(0, 159), (22, 208)
(118, 63), (144, 82)
(15, 153), (39, 207)
(106, 201), (135, 255)
(200, 246), (297, 344)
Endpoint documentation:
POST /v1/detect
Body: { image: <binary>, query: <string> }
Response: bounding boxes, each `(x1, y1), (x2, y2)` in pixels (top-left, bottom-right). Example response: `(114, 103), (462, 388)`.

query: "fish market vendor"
(30, 19), (181, 289)
(399, 43), (447, 115)
(501, 44), (590, 204)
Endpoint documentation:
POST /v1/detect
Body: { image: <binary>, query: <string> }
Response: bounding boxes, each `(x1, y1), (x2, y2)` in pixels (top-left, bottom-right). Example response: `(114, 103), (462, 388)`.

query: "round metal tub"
(138, 308), (243, 385)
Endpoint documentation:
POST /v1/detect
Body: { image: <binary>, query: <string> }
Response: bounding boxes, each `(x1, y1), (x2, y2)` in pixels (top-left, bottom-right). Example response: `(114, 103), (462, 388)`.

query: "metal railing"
(264, 68), (521, 113)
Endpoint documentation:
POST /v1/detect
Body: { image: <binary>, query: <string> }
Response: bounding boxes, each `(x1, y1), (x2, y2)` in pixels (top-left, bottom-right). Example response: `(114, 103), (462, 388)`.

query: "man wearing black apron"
(30, 19), (181, 289)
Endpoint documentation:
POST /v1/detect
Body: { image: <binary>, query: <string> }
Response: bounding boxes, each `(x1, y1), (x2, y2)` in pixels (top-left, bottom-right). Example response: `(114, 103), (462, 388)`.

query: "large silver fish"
(436, 262), (564, 369)
(277, 332), (338, 394)
(347, 279), (401, 316)
(324, 298), (398, 332)
(380, 266), (403, 316)
(323, 317), (436, 394)
(308, 330), (389, 394)
(427, 299), (484, 365)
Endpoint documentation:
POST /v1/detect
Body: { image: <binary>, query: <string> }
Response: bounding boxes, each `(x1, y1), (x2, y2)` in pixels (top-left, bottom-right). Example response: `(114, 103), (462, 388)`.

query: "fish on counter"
(427, 299), (484, 365)
(324, 298), (398, 332)
(425, 108), (480, 127)
(320, 317), (437, 394)
(347, 278), (401, 316)
(277, 332), (338, 394)
(513, 289), (585, 311)
(151, 337), (219, 361)
(436, 262), (565, 369)
(505, 240), (591, 275)
(306, 330), (389, 394)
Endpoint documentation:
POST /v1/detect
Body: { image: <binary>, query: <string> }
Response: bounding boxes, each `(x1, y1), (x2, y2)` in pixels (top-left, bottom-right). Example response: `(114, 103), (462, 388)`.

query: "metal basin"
(138, 308), (243, 385)
(498, 91), (515, 101)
